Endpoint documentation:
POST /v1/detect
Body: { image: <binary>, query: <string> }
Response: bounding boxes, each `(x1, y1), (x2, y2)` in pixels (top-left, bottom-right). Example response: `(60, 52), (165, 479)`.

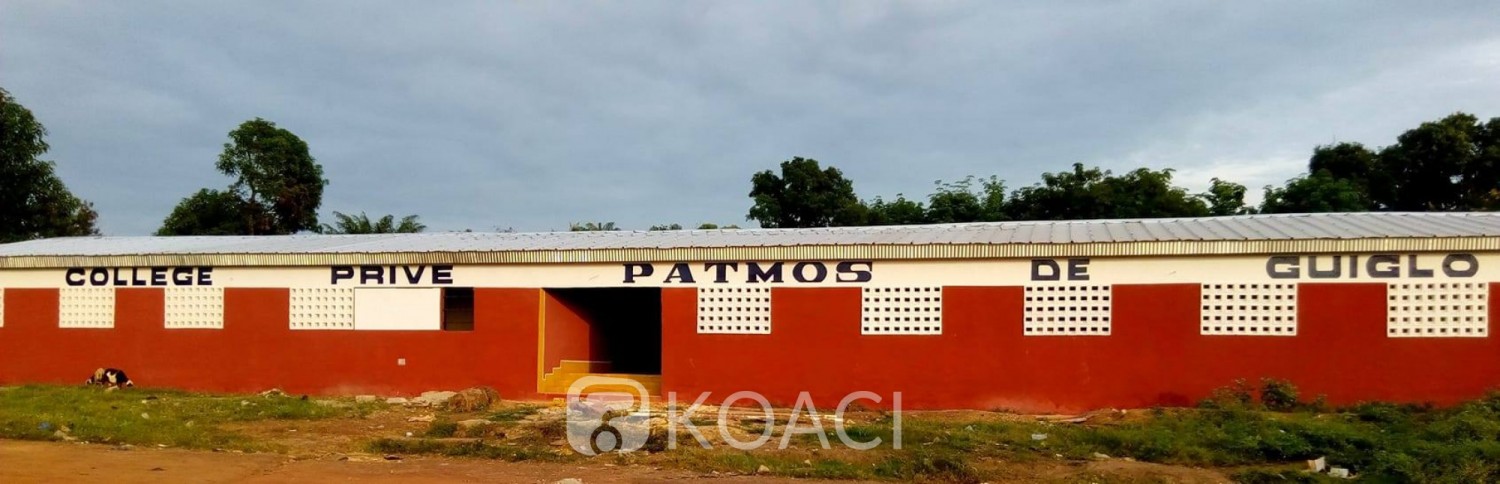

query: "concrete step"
(554, 360), (613, 373)
(539, 371), (661, 395)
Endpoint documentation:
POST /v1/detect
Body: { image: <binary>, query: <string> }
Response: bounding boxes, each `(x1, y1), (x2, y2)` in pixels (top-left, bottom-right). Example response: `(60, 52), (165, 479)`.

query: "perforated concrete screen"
(290, 288), (354, 330)
(164, 287), (225, 329)
(353, 288), (442, 331)
(59, 287), (114, 328)
(1200, 283), (1298, 336)
(861, 286), (942, 335)
(1023, 284), (1112, 336)
(1387, 282), (1489, 338)
(697, 286), (770, 334)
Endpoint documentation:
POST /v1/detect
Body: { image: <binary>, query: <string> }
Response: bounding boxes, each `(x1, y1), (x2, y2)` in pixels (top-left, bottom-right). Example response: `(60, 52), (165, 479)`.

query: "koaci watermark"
(565, 376), (902, 455)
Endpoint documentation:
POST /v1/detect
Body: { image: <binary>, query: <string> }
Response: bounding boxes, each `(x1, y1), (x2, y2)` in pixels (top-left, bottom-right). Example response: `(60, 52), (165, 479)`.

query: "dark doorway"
(547, 287), (662, 374)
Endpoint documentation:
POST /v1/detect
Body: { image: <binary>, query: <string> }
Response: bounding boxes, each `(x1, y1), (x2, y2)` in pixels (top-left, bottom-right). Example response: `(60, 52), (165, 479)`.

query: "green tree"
(925, 176), (1006, 223)
(747, 157), (866, 228)
(1201, 178), (1251, 216)
(0, 88), (99, 242)
(1373, 113), (1500, 210)
(1005, 164), (1209, 220)
(1259, 171), (1369, 214)
(865, 195), (928, 225)
(695, 223), (741, 229)
(320, 211), (425, 234)
(1308, 142), (1380, 201)
(570, 222), (618, 231)
(215, 118), (326, 234)
(156, 189), (248, 236)
(160, 118), (327, 235)
(648, 223), (683, 231)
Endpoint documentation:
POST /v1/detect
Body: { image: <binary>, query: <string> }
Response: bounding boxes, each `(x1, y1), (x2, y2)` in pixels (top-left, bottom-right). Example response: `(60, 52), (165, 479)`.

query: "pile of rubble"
(355, 387), (500, 411)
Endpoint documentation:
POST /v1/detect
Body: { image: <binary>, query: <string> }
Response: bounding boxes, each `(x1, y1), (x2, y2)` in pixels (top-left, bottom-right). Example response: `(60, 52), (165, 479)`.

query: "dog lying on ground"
(85, 368), (134, 390)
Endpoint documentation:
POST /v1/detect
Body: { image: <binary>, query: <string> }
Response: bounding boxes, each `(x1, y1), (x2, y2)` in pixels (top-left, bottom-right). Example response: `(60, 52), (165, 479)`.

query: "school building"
(2, 212), (1499, 412)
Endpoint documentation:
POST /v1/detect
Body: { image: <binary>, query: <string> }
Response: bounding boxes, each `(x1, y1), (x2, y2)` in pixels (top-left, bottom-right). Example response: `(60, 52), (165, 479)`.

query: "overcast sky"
(3, 1), (1499, 235)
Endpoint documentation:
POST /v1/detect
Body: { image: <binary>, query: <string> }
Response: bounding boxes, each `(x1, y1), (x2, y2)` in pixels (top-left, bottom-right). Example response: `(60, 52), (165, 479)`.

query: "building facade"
(2, 212), (1499, 412)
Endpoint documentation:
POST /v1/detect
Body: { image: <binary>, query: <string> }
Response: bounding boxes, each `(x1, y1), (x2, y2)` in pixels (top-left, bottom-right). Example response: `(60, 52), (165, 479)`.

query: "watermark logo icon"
(564, 376), (651, 455)
(565, 378), (903, 455)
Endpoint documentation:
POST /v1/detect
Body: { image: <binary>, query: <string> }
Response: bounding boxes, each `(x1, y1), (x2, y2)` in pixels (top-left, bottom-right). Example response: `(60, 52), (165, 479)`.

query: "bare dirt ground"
(0, 440), (872, 484)
(0, 393), (1234, 483)
(0, 438), (1230, 484)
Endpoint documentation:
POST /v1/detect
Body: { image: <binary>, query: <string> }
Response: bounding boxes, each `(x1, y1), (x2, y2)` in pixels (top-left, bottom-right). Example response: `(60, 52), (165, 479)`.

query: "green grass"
(809, 392), (1500, 482)
(487, 404), (542, 422)
(0, 385), (379, 451)
(9, 383), (1500, 482)
(423, 420), (459, 438)
(368, 437), (564, 462)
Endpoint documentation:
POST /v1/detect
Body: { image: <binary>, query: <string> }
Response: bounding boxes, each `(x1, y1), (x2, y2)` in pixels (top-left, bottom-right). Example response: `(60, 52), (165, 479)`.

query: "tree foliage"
(156, 189), (248, 236)
(1259, 172), (1369, 214)
(747, 157), (865, 228)
(320, 211), (425, 234)
(1202, 178), (1251, 216)
(1259, 113), (1500, 214)
(570, 222), (618, 231)
(215, 118), (327, 233)
(648, 223), (683, 231)
(925, 176), (1006, 223)
(0, 88), (99, 242)
(1374, 113), (1500, 211)
(1006, 164), (1209, 220)
(160, 118), (327, 235)
(1308, 142), (1379, 201)
(865, 195), (927, 226)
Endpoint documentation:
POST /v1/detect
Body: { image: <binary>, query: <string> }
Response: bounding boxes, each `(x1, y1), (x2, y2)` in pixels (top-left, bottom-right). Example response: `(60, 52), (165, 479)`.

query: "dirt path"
(0, 439), (1235, 483)
(0, 440), (873, 484)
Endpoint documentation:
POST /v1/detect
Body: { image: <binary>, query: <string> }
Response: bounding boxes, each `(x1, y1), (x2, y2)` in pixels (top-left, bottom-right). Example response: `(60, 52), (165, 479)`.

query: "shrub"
(1199, 379), (1257, 409)
(424, 421), (458, 438)
(1260, 378), (1301, 412)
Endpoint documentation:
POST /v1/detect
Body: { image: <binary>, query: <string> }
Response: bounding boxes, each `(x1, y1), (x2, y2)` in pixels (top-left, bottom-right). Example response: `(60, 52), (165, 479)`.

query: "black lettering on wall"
(1067, 258), (1090, 281)
(1366, 255), (1400, 278)
(65, 268), (85, 286)
(432, 265), (454, 285)
(792, 261), (828, 283)
(1443, 253), (1479, 278)
(1031, 259), (1061, 281)
(623, 263), (653, 283)
(746, 262), (784, 283)
(1266, 256), (1299, 279)
(1308, 256), (1342, 279)
(664, 263), (696, 283)
(1407, 255), (1434, 278)
(704, 262), (738, 283)
(835, 261), (874, 283)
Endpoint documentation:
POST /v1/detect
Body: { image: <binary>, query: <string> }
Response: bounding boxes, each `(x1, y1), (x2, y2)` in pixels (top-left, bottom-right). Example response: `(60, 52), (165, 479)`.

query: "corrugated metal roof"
(2, 212), (1499, 268)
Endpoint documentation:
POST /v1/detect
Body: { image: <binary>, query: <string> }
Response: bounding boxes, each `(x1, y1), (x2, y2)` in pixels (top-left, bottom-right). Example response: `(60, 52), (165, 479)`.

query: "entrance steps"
(539, 360), (661, 395)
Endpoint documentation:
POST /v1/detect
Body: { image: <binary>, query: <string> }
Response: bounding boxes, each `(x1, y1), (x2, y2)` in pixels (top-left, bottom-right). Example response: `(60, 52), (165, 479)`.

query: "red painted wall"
(5, 282), (1500, 412)
(662, 284), (1500, 412)
(0, 288), (542, 400)
(542, 291), (603, 373)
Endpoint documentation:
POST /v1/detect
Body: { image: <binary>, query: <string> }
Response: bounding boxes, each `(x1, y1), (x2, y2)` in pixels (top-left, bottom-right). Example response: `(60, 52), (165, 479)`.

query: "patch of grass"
(423, 420), (459, 438)
(0, 385), (379, 451)
(872, 448), (982, 484)
(487, 404), (542, 422)
(780, 387), (1500, 482)
(368, 437), (563, 462)
(1230, 468), (1328, 483)
(1260, 378), (1301, 412)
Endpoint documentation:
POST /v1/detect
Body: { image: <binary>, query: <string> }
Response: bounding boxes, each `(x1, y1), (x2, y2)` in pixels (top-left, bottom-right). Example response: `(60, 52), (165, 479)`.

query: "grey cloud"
(2, 1), (1498, 234)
